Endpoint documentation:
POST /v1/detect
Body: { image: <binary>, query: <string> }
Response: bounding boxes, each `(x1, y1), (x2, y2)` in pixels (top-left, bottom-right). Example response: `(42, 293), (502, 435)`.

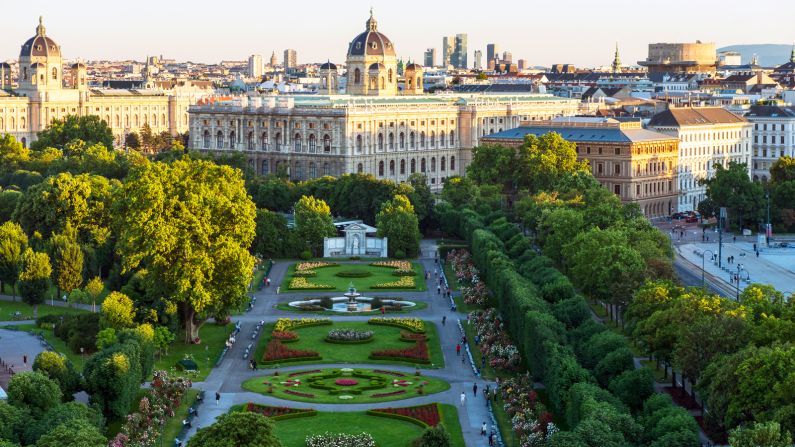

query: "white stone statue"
(352, 235), (360, 251)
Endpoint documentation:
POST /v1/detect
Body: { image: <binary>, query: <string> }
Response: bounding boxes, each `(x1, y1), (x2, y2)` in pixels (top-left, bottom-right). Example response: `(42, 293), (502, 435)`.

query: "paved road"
(182, 239), (495, 447)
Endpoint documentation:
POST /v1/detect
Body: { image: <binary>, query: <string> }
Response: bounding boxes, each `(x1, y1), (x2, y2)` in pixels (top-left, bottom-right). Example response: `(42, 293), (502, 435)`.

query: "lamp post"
(735, 264), (746, 301)
(701, 249), (715, 288)
(765, 191), (771, 246)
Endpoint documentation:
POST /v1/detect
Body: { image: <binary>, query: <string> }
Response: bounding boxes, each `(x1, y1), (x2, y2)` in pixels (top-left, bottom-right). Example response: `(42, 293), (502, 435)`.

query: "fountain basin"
(288, 296), (416, 313)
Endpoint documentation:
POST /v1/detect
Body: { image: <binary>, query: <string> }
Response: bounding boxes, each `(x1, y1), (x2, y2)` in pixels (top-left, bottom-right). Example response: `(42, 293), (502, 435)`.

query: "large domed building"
(0, 17), (212, 149)
(345, 10), (398, 96)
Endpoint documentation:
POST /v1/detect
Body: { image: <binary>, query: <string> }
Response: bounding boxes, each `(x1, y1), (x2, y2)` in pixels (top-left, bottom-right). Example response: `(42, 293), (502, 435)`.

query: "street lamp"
(734, 264), (749, 301)
(701, 249), (715, 287)
(765, 191), (771, 246)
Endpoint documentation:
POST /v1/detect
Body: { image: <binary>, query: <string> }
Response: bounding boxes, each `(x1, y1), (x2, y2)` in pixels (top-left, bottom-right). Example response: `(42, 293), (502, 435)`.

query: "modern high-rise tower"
(452, 33), (468, 68)
(247, 54), (263, 78)
(473, 50), (483, 70)
(486, 44), (499, 65)
(284, 49), (297, 70)
(442, 36), (454, 66)
(424, 48), (437, 67)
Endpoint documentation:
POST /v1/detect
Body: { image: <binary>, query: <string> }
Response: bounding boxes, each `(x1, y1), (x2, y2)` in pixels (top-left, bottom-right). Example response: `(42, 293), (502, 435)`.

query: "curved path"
(183, 240), (494, 447)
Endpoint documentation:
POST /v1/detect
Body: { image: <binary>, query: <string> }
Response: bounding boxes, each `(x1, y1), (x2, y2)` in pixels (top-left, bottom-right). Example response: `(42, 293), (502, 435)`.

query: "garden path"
(182, 241), (497, 447)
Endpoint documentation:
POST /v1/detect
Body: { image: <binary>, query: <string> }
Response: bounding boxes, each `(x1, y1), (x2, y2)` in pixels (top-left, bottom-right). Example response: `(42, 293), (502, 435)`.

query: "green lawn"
(439, 404), (466, 447)
(153, 322), (233, 381)
(162, 389), (200, 443)
(242, 367), (449, 404)
(640, 359), (671, 384)
(442, 262), (460, 292)
(0, 300), (90, 321)
(254, 321), (444, 368)
(282, 262), (427, 293)
(274, 300), (428, 315)
(0, 324), (89, 371)
(274, 410), (425, 447)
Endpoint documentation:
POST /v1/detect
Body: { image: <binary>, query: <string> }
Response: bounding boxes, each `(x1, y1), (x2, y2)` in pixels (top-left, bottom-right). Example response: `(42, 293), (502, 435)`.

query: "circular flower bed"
(326, 328), (375, 343)
(334, 379), (359, 386)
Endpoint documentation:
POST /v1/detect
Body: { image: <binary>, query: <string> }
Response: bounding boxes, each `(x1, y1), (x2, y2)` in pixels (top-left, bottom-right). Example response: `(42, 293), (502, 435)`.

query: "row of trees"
(699, 157), (795, 232)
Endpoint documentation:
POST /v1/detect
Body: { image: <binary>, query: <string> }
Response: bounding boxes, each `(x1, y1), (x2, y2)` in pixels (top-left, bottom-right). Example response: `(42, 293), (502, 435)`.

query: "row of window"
(358, 130), (455, 152)
(680, 130), (748, 142)
(374, 156), (456, 176)
(681, 145), (745, 157)
(754, 135), (792, 145)
(0, 117), (26, 130)
(754, 123), (789, 131)
(755, 148), (792, 158)
(203, 130), (334, 152)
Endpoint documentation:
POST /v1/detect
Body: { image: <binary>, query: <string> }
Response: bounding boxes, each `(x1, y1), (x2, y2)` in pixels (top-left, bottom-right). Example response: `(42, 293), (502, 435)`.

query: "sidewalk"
(678, 241), (795, 296)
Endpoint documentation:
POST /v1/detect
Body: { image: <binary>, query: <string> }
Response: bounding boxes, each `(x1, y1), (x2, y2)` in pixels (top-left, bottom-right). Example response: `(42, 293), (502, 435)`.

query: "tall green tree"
(293, 195), (336, 257)
(770, 156), (795, 183)
(18, 248), (52, 315)
(729, 421), (792, 447)
(31, 115), (114, 151)
(83, 339), (143, 419)
(0, 222), (28, 298)
(0, 133), (30, 174)
(48, 232), (84, 299)
(6, 371), (62, 417)
(252, 209), (292, 258)
(407, 173), (434, 230)
(441, 176), (476, 208)
(31, 351), (81, 400)
(700, 162), (764, 229)
(376, 194), (421, 258)
(34, 418), (106, 447)
(516, 132), (589, 192)
(467, 144), (518, 188)
(188, 411), (282, 447)
(115, 158), (256, 342)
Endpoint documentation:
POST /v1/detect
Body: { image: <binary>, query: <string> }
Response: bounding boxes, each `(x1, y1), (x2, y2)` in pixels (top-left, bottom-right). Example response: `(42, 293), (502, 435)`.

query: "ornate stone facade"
(0, 17), (211, 148)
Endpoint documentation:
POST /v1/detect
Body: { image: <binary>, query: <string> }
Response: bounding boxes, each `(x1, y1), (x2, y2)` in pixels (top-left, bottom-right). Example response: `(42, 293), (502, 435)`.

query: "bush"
(300, 250), (312, 260)
(319, 297), (333, 309)
(608, 369), (655, 412)
(334, 269), (373, 278)
(394, 249), (407, 259)
(326, 328), (374, 342)
(594, 347), (635, 387)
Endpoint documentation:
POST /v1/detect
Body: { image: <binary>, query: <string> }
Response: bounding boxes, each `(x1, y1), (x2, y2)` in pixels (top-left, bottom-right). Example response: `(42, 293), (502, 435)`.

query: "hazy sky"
(4, 0), (795, 67)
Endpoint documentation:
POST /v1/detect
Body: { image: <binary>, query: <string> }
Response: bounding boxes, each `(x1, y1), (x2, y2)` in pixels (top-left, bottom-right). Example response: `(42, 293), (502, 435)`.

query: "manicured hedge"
(334, 270), (373, 278)
(366, 409), (431, 428)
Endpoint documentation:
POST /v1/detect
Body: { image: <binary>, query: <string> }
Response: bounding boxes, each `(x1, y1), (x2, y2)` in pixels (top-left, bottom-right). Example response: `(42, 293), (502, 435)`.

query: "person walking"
(481, 422), (487, 437)
(437, 285), (441, 295)
(456, 344), (461, 356)
(460, 392), (466, 406)
(442, 315), (446, 326)
(22, 355), (27, 366)
(484, 384), (490, 399)
(215, 391), (220, 405)
(473, 383), (478, 396)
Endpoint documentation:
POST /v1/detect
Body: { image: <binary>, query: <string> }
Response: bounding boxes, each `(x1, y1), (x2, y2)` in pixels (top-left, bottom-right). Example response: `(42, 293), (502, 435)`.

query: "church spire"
(366, 8), (377, 31)
(611, 42), (622, 74)
(36, 16), (46, 36)
(790, 43), (795, 64)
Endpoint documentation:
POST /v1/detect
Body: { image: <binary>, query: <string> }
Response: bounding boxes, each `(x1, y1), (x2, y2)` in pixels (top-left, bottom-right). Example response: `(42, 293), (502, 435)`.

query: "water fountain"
(287, 283), (416, 313)
(345, 283), (360, 312)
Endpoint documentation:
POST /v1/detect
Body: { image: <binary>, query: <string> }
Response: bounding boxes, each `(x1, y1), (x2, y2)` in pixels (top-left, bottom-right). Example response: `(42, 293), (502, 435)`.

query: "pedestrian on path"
(460, 392), (466, 406)
(442, 316), (446, 326)
(484, 384), (490, 399)
(437, 285), (441, 295)
(473, 383), (478, 396)
(456, 343), (461, 356)
(215, 392), (220, 405)
(23, 355), (27, 365)
(481, 422), (487, 436)
(461, 354), (466, 366)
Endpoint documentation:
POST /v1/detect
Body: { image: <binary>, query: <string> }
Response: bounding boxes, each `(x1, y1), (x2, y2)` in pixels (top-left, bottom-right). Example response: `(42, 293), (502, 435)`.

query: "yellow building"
(0, 17), (212, 148)
(189, 11), (581, 190)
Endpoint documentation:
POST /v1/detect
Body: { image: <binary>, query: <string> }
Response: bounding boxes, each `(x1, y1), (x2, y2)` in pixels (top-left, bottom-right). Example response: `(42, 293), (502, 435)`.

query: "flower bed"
(296, 261), (338, 272)
(368, 317), (425, 333)
(373, 369), (406, 377)
(392, 268), (417, 276)
(371, 390), (406, 398)
(244, 403), (318, 420)
(471, 308), (522, 371)
(368, 403), (441, 428)
(399, 331), (428, 342)
(274, 318), (332, 332)
(371, 275), (416, 289)
(292, 270), (317, 277)
(271, 331), (299, 342)
(306, 432), (376, 447)
(326, 328), (374, 343)
(371, 339), (430, 364)
(371, 260), (413, 270)
(334, 379), (359, 386)
(499, 375), (554, 444)
(263, 340), (321, 363)
(288, 277), (335, 290)
(334, 269), (373, 278)
(284, 389), (315, 398)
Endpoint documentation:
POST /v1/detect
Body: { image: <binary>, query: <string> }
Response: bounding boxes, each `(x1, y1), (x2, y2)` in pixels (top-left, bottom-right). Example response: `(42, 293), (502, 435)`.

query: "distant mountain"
(718, 44), (793, 67)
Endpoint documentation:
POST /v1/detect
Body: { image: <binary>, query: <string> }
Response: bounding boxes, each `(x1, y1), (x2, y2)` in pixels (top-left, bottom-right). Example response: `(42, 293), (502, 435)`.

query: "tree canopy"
(30, 115), (114, 152)
(293, 195), (336, 257)
(188, 411), (282, 447)
(376, 194), (421, 258)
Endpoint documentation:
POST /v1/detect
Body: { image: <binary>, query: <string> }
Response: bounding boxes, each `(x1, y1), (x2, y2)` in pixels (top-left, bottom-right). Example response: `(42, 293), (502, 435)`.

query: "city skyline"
(4, 0), (795, 68)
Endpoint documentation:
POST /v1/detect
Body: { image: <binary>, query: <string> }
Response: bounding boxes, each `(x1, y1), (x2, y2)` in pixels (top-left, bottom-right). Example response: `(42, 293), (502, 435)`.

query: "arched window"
(449, 130), (455, 146)
(356, 135), (363, 153)
(274, 132), (282, 150)
(389, 160), (395, 175)
(378, 133), (384, 151)
(323, 134), (331, 152)
(358, 163), (364, 174)
(114, 115), (120, 127)
(22, 67), (27, 80)
(294, 133), (302, 151)
(323, 162), (330, 176)
(20, 137), (26, 148)
(262, 160), (269, 175)
(409, 132), (415, 148)
(229, 131), (236, 148)
(0, 117), (3, 129)
(203, 130), (210, 148)
(261, 132), (268, 150)
(134, 115), (139, 127)
(430, 131), (435, 147)
(52, 67), (57, 80)
(399, 132), (405, 149)
(162, 114), (167, 127)
(308, 134), (317, 152)
(417, 76), (422, 89)
(248, 132), (255, 150)
(400, 159), (406, 175)
(380, 76), (385, 89)
(294, 161), (303, 180)
(153, 114), (158, 127)
(216, 131), (224, 148)
(450, 156), (456, 171)
(378, 161), (384, 176)
(410, 159), (416, 173)
(309, 162), (317, 178)
(421, 158), (426, 172)
(10, 117), (14, 129)
(431, 157), (436, 172)
(420, 132), (426, 148)
(388, 132), (394, 150)
(124, 115), (130, 127)
(440, 132), (446, 147)
(354, 68), (361, 84)
(388, 69), (393, 83)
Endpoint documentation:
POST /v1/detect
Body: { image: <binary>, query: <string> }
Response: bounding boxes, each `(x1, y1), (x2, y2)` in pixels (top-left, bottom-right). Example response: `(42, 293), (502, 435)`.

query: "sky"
(4, 0), (795, 68)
